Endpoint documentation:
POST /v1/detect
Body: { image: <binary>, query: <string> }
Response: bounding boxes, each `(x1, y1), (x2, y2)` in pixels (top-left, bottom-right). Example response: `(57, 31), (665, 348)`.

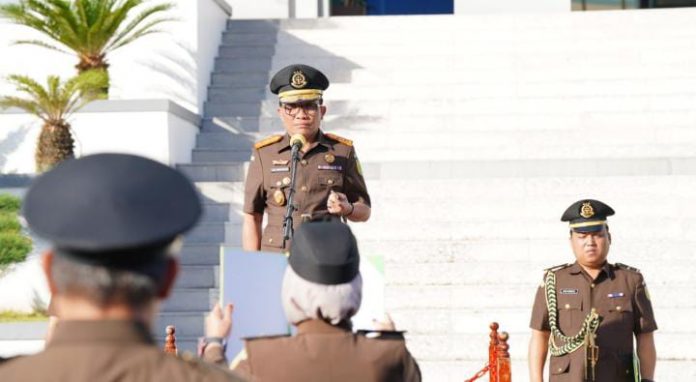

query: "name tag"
(607, 292), (625, 298)
(318, 165), (342, 171)
(271, 167), (289, 173)
(272, 159), (289, 166)
(560, 288), (578, 295)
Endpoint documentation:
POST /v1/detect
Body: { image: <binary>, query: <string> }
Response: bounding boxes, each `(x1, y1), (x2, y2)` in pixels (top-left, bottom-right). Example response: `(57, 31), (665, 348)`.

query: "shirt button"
(327, 179), (334, 185)
(301, 185), (308, 192)
(590, 283), (595, 288)
(616, 306), (622, 311)
(276, 181), (281, 187)
(301, 160), (307, 165)
(268, 238), (273, 243)
(564, 304), (570, 310)
(557, 368), (563, 373)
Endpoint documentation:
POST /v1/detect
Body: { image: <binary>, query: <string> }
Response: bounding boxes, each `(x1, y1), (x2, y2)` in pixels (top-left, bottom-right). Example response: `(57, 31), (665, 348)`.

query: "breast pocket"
(557, 296), (583, 334)
(316, 174), (343, 190)
(606, 297), (633, 326)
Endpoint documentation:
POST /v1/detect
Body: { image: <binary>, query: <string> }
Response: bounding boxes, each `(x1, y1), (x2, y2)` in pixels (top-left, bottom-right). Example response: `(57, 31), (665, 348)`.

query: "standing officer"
(528, 199), (657, 382)
(0, 154), (245, 382)
(242, 64), (371, 252)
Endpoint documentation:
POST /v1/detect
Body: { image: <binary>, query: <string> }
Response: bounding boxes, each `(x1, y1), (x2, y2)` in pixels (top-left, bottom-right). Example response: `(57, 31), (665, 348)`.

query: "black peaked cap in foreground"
(23, 153), (201, 266)
(289, 221), (359, 285)
(269, 64), (329, 103)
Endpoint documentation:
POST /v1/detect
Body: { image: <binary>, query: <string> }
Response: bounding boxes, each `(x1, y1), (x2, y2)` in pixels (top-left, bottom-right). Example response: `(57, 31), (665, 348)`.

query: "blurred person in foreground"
(202, 221), (421, 382)
(0, 153), (245, 382)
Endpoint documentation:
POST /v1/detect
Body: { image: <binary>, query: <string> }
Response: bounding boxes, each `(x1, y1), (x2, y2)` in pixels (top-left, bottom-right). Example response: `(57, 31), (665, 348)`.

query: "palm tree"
(0, 0), (175, 95)
(0, 71), (108, 172)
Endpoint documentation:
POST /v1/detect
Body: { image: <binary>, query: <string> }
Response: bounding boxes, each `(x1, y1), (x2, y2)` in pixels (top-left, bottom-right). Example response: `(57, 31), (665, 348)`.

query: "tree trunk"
(76, 54), (110, 97)
(35, 121), (75, 173)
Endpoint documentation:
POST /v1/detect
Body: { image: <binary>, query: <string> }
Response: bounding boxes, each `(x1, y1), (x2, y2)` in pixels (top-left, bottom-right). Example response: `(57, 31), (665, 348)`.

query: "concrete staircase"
(161, 9), (696, 380)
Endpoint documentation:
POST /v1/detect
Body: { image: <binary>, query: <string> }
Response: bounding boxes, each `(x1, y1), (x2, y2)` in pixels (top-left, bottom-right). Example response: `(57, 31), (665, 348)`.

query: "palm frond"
(6, 74), (50, 102)
(13, 39), (70, 54)
(106, 2), (174, 51)
(0, 96), (44, 119)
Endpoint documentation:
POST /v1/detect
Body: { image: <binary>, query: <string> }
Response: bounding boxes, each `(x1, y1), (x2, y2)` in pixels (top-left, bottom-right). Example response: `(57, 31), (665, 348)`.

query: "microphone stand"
(282, 143), (302, 248)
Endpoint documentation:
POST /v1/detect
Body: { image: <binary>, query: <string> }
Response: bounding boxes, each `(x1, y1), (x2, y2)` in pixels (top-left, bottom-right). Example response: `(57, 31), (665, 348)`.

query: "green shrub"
(0, 213), (21, 233)
(0, 194), (20, 213)
(0, 232), (31, 265)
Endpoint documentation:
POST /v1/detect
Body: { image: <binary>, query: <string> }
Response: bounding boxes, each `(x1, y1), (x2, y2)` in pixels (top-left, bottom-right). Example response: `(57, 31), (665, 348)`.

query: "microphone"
(290, 134), (307, 160)
(290, 134), (307, 150)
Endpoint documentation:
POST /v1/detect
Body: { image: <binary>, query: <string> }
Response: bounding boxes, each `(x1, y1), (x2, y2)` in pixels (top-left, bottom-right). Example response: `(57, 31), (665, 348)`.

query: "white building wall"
(0, 0), (230, 114)
(456, 0), (570, 14)
(0, 100), (199, 174)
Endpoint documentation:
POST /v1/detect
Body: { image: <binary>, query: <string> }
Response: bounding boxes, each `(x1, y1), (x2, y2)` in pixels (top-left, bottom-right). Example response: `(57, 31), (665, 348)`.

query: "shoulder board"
(242, 333), (291, 341)
(357, 329), (406, 340)
(615, 263), (641, 273)
(324, 133), (353, 147)
(254, 135), (283, 150)
(544, 263), (572, 273)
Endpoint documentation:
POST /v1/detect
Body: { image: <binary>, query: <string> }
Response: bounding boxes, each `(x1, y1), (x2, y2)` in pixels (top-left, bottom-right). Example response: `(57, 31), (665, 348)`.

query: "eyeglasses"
(282, 102), (320, 117)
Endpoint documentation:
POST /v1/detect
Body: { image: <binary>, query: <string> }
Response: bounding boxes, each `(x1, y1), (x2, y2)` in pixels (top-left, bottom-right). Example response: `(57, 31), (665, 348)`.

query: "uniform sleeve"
(402, 347), (422, 382)
(530, 280), (551, 331)
(243, 148), (266, 214)
(633, 273), (658, 334)
(343, 146), (371, 207)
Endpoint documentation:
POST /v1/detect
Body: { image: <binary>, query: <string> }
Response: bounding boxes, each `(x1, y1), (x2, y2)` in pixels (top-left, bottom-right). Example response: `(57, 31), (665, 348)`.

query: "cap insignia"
(580, 202), (595, 219)
(291, 70), (308, 89)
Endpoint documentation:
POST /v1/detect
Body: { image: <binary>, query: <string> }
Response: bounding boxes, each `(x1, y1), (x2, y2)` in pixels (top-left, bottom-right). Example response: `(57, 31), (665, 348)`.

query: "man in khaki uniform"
(0, 154), (245, 382)
(202, 222), (421, 382)
(243, 64), (371, 252)
(528, 199), (657, 382)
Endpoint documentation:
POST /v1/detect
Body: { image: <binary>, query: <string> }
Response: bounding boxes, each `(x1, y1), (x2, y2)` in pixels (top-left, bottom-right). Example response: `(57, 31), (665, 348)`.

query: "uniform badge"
(607, 292), (625, 298)
(580, 202), (595, 218)
(560, 288), (578, 295)
(291, 70), (307, 89)
(318, 165), (342, 171)
(282, 177), (291, 186)
(324, 154), (335, 164)
(272, 159), (289, 166)
(271, 167), (289, 173)
(273, 189), (286, 206)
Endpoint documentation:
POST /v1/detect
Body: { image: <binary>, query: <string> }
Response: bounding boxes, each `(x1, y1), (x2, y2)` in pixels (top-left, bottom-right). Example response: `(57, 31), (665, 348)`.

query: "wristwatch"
(197, 336), (226, 356)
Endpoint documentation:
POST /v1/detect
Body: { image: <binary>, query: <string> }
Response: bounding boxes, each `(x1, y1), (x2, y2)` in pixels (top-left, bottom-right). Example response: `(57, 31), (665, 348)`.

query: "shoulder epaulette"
(324, 133), (353, 147)
(615, 263), (641, 273)
(254, 135), (283, 150)
(544, 263), (571, 273)
(357, 329), (406, 340)
(242, 333), (291, 341)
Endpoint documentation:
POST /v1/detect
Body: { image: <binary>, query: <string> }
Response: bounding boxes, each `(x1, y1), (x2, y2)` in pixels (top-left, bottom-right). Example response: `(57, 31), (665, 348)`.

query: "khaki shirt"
(0, 320), (245, 382)
(230, 319), (421, 382)
(530, 262), (658, 381)
(243, 131), (370, 252)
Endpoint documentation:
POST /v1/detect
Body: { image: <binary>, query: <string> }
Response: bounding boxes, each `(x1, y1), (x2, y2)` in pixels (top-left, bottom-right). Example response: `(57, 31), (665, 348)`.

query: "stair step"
(193, 149), (252, 163)
(195, 133), (256, 149)
(155, 312), (206, 340)
(177, 163), (245, 182)
(185, 222), (227, 243)
(180, 243), (221, 266)
(162, 288), (218, 311)
(221, 32), (278, 45)
(218, 45), (276, 58)
(200, 202), (230, 222)
(175, 265), (218, 288)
